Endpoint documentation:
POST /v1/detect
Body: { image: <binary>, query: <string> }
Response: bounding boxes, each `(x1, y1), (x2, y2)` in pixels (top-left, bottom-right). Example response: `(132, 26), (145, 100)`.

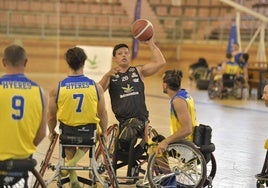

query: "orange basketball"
(131, 19), (154, 41)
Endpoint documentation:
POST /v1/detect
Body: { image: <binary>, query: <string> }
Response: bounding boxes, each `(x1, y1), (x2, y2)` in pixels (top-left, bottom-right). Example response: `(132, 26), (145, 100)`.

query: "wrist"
(149, 43), (158, 51)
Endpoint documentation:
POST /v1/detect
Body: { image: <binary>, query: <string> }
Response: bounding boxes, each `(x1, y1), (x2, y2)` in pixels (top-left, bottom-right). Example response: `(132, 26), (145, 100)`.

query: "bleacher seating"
(0, 0), (128, 38)
(0, 0), (266, 42)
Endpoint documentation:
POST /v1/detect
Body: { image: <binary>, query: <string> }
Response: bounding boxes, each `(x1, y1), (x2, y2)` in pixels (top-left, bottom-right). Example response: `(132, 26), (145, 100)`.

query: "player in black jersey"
(100, 37), (166, 136)
(99, 37), (166, 155)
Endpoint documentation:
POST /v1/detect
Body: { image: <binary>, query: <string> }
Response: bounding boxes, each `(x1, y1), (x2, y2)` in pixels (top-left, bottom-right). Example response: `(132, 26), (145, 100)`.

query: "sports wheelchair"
(101, 123), (217, 187)
(146, 124), (216, 188)
(208, 73), (245, 99)
(35, 124), (118, 188)
(0, 158), (46, 187)
(96, 122), (158, 186)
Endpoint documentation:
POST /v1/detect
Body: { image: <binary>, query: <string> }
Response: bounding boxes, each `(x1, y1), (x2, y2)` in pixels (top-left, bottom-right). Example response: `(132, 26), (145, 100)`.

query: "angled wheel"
(95, 124), (119, 188)
(147, 140), (207, 188)
(233, 79), (243, 99)
(33, 133), (59, 188)
(208, 80), (221, 99)
(203, 153), (217, 187)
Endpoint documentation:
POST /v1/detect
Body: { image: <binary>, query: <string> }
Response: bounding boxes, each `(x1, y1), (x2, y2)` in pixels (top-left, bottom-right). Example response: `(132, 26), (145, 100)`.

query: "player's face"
(114, 47), (130, 67)
(262, 85), (268, 107)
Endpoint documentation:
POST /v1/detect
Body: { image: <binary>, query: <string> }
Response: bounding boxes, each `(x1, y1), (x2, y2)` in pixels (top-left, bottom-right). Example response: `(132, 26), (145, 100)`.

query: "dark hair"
(65, 47), (87, 71)
(243, 53), (249, 61)
(3, 44), (26, 66)
(162, 70), (183, 91)
(112, 43), (129, 57)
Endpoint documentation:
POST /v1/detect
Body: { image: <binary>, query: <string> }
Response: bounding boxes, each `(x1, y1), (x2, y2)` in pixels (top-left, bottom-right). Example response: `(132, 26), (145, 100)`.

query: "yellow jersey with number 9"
(0, 74), (44, 160)
(56, 75), (100, 127)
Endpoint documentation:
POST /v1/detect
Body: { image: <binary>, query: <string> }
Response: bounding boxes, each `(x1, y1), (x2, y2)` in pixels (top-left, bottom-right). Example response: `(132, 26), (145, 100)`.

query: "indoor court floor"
(31, 73), (267, 188)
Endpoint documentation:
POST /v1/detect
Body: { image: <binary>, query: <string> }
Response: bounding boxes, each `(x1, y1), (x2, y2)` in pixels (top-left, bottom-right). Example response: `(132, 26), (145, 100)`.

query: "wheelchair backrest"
(59, 123), (97, 145)
(193, 124), (215, 163)
(222, 73), (236, 87)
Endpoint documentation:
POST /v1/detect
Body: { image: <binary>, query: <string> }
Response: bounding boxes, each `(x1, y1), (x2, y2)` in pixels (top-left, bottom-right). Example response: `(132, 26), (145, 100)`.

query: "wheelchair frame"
(0, 158), (46, 187)
(147, 140), (207, 187)
(36, 125), (118, 188)
(101, 124), (217, 188)
(208, 73), (244, 99)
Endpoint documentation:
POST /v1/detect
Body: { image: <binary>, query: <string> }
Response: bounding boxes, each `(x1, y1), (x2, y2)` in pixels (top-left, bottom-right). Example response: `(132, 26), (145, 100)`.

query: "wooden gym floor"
(28, 72), (268, 188)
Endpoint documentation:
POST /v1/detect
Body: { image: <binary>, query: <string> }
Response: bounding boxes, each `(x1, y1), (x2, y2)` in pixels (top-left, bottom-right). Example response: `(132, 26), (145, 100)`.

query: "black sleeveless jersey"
(109, 67), (149, 123)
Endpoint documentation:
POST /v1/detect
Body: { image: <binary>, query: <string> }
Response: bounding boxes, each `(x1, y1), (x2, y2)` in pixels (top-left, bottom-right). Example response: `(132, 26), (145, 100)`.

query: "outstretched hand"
(156, 139), (168, 154)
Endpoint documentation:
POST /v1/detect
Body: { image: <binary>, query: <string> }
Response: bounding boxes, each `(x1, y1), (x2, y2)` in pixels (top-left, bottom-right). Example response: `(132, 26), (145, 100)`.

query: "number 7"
(73, 94), (84, 112)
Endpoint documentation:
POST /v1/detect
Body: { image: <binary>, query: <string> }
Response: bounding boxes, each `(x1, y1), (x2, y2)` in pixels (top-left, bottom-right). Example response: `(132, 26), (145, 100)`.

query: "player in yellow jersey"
(156, 70), (198, 154)
(0, 44), (47, 160)
(47, 47), (108, 188)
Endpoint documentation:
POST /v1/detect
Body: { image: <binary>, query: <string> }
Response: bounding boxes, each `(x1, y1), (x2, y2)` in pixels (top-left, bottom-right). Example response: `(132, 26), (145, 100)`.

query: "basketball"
(131, 19), (154, 41)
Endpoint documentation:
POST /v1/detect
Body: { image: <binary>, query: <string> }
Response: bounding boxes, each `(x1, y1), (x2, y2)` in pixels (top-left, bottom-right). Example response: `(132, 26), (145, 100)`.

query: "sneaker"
(70, 181), (82, 188)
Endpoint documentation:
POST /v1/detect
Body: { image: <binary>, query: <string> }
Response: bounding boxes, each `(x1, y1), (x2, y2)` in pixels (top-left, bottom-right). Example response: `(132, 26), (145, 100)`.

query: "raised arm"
(138, 37), (166, 78)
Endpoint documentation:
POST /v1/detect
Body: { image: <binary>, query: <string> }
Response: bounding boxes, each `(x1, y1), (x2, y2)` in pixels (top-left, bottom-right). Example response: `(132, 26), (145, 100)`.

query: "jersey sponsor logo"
(120, 84), (139, 98)
(122, 84), (133, 93)
(111, 74), (119, 82)
(131, 72), (138, 78)
(133, 78), (139, 83)
(129, 67), (135, 72)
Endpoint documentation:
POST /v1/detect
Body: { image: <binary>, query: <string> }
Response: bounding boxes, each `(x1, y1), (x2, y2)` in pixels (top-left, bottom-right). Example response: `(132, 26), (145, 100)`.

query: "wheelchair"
(103, 123), (217, 187)
(38, 123), (118, 188)
(146, 124), (216, 188)
(95, 123), (158, 186)
(190, 67), (212, 90)
(208, 73), (244, 99)
(0, 158), (46, 187)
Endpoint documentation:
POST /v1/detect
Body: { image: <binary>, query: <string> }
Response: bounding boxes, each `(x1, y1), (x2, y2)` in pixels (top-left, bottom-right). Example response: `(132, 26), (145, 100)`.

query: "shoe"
(256, 173), (268, 179)
(60, 169), (69, 177)
(70, 181), (82, 188)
